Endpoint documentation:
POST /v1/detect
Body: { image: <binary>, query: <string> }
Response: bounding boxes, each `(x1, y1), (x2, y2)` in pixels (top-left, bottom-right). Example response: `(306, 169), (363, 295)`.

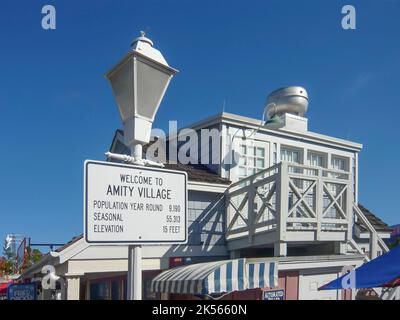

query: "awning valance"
(151, 258), (278, 295)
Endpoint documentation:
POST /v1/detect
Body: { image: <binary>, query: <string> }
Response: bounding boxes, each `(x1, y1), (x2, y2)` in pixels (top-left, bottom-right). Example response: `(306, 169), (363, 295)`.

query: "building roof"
(20, 235), (86, 278)
(55, 234), (83, 253)
(356, 204), (393, 233)
(163, 162), (230, 185)
(185, 112), (363, 152)
(109, 130), (231, 185)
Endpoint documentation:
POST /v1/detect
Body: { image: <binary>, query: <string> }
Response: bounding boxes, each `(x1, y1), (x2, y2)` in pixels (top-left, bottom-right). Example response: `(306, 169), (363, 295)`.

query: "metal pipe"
(105, 151), (164, 168)
(127, 245), (142, 300)
(107, 142), (164, 300)
(132, 144), (143, 160)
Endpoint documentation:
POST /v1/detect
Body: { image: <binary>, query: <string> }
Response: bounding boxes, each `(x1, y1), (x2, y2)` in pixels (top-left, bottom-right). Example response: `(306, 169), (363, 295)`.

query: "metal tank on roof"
(265, 86), (309, 120)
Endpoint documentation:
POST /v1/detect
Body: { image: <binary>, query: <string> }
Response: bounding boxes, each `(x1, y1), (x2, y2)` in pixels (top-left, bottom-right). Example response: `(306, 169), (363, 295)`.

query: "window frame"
(280, 145), (303, 164)
(237, 142), (267, 180)
(331, 155), (349, 172)
(307, 150), (328, 168)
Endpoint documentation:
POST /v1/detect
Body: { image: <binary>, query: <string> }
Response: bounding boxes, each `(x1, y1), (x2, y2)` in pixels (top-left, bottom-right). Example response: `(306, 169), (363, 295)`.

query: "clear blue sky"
(1, 0), (399, 249)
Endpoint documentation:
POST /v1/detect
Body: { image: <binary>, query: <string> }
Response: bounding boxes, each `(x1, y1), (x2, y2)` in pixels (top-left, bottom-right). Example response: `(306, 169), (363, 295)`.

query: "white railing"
(353, 204), (389, 259)
(225, 163), (280, 242)
(225, 162), (354, 243)
(226, 162), (397, 299)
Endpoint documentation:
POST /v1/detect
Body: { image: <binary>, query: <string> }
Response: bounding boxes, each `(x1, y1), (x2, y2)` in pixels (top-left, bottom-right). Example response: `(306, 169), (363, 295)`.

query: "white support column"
(354, 153), (359, 204)
(247, 186), (255, 244)
(127, 245), (142, 300)
(274, 162), (288, 257)
(370, 231), (379, 260)
(220, 123), (227, 179)
(274, 241), (287, 257)
(276, 163), (288, 245)
(316, 168), (323, 241)
(66, 276), (80, 300)
(334, 242), (347, 255)
(346, 177), (354, 242)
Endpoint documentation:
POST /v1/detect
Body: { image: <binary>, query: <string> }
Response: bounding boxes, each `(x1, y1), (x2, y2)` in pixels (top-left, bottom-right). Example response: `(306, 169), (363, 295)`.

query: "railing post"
(275, 162), (288, 254)
(370, 231), (379, 260)
(225, 193), (230, 239)
(316, 168), (323, 241)
(346, 178), (354, 242)
(248, 186), (255, 244)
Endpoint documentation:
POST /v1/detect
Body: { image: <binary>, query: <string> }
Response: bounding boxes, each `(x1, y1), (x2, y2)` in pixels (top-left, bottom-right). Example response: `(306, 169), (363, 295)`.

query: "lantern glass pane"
(136, 60), (171, 121)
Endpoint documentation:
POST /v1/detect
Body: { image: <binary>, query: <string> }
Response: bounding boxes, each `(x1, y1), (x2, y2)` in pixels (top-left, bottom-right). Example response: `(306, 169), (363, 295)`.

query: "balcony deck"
(225, 162), (354, 252)
(225, 163), (394, 298)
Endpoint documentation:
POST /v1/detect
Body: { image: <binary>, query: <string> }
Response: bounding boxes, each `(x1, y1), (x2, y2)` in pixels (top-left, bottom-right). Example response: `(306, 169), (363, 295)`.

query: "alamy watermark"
(341, 265), (356, 289)
(130, 121), (243, 166)
(31, 264), (64, 291)
(41, 5), (56, 30)
(342, 5), (356, 30)
(41, 5), (356, 31)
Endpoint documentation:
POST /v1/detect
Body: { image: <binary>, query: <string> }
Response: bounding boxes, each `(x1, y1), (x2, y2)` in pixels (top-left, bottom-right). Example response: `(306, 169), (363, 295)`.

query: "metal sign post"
(127, 245), (142, 300)
(128, 145), (142, 301)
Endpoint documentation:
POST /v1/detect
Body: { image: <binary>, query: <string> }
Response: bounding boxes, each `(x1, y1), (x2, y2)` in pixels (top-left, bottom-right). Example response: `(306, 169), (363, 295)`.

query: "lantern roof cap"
(130, 31), (168, 66)
(131, 31), (154, 47)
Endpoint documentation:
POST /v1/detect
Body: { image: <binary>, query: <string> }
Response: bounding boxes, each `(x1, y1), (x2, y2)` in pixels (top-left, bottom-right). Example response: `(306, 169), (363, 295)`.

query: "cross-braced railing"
(285, 163), (352, 237)
(225, 163), (280, 242)
(225, 162), (396, 299)
(225, 162), (354, 244)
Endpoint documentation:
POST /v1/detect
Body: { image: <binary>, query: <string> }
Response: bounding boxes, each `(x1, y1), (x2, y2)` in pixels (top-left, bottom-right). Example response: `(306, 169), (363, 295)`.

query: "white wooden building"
(176, 111), (391, 259)
(21, 108), (394, 300)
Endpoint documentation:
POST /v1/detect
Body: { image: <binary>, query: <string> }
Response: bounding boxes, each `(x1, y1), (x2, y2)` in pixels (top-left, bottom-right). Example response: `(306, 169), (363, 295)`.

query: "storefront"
(151, 255), (362, 300)
(20, 228), (364, 301)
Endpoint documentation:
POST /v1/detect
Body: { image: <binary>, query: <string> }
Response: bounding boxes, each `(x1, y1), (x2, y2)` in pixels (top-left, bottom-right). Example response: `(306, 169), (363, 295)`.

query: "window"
(90, 282), (109, 300)
(281, 147), (300, 164)
(308, 152), (326, 168)
(281, 146), (303, 176)
(88, 278), (123, 300)
(331, 156), (347, 171)
(111, 280), (121, 300)
(238, 144), (266, 180)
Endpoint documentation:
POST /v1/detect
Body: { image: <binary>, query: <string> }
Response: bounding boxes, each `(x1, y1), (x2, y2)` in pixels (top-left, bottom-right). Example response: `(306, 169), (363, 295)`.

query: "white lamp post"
(106, 31), (178, 165)
(105, 32), (178, 300)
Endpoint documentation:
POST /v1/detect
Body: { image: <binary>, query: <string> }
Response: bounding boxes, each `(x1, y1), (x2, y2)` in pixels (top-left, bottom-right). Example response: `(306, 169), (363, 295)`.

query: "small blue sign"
(263, 289), (285, 300)
(7, 283), (37, 300)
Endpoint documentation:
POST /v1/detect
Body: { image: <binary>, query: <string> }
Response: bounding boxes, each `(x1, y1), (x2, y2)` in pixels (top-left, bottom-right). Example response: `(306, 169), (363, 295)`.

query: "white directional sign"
(84, 160), (187, 244)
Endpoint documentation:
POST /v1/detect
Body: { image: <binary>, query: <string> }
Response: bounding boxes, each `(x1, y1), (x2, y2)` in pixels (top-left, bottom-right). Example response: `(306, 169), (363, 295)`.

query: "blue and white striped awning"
(151, 259), (278, 295)
(247, 261), (277, 290)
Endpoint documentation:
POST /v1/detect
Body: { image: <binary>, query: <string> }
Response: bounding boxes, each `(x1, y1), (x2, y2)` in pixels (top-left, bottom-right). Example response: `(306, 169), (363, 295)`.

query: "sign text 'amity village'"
(85, 161), (187, 243)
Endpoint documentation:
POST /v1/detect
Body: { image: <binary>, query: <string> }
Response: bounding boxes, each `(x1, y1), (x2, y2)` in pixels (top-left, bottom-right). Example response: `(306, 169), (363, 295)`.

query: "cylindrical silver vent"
(266, 86), (309, 119)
